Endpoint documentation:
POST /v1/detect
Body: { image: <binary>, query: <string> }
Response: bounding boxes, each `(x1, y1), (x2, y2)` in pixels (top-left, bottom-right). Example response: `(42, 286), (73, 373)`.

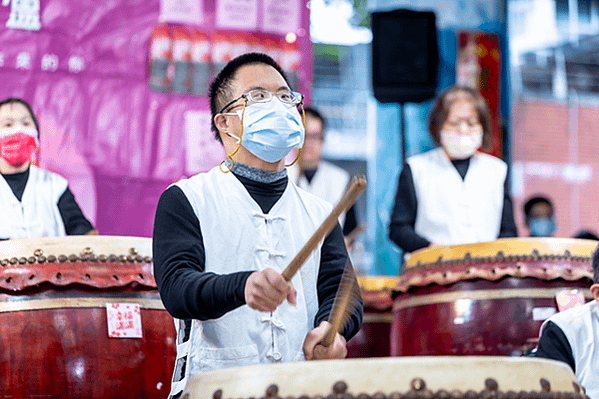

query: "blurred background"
(2, 0), (597, 276)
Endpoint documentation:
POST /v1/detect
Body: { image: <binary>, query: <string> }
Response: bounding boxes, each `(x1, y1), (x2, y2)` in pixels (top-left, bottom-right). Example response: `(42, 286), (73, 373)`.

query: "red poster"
(457, 31), (502, 159)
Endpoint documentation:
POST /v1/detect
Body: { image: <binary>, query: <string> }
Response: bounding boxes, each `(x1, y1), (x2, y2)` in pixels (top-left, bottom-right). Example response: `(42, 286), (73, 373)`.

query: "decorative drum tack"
(347, 276), (397, 358)
(180, 356), (588, 399)
(0, 236), (177, 399)
(392, 238), (596, 356)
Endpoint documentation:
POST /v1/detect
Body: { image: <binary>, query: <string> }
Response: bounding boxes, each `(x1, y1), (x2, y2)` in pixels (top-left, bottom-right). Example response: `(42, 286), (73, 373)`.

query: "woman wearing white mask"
(0, 97), (97, 239)
(388, 85), (517, 254)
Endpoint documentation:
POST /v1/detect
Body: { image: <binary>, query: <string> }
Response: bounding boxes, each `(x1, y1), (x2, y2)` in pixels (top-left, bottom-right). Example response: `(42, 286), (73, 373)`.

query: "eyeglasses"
(443, 119), (482, 133)
(219, 89), (304, 114)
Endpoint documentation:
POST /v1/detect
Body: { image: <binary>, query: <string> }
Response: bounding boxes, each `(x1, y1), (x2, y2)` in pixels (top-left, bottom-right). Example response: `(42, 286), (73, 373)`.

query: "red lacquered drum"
(392, 238), (596, 357)
(181, 356), (585, 399)
(0, 236), (176, 398)
(347, 276), (396, 358)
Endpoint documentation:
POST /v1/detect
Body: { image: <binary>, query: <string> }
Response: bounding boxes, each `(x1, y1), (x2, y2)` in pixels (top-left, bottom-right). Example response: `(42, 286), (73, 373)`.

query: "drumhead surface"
(0, 236), (155, 291)
(182, 356), (581, 398)
(358, 276), (398, 291)
(405, 237), (597, 269)
(0, 235), (152, 260)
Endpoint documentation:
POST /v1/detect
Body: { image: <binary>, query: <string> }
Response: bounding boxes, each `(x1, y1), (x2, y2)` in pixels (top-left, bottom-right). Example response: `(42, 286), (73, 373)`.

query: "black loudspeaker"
(371, 9), (439, 104)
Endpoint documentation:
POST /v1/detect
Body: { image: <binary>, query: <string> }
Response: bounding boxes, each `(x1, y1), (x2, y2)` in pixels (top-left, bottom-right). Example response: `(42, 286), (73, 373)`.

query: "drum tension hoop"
(0, 247), (152, 267)
(201, 378), (589, 399)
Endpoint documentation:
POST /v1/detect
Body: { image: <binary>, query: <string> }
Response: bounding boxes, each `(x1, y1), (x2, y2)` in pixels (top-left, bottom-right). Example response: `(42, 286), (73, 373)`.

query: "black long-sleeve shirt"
(388, 158), (518, 253)
(532, 321), (576, 371)
(152, 171), (363, 341)
(1, 168), (94, 238)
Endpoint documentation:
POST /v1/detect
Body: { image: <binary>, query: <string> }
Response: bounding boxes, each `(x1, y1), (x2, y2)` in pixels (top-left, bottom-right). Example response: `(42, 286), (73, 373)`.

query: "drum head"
(405, 237), (597, 269)
(0, 235), (152, 261)
(0, 236), (154, 291)
(181, 357), (581, 398)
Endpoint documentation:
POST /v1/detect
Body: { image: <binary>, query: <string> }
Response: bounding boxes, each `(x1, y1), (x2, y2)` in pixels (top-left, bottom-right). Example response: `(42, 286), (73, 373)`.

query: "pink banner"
(0, 0), (312, 237)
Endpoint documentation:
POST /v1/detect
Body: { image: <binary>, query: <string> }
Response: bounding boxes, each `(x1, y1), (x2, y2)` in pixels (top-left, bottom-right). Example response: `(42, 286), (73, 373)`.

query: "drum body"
(181, 356), (584, 399)
(0, 236), (177, 398)
(346, 276), (396, 358)
(392, 238), (596, 356)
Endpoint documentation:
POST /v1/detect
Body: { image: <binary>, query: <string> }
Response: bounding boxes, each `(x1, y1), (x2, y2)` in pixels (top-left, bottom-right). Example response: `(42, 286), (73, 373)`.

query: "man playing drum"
(533, 245), (599, 399)
(153, 52), (363, 399)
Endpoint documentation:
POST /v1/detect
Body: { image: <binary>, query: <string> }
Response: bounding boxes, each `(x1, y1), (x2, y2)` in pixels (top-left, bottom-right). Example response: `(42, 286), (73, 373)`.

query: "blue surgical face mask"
(529, 217), (557, 237)
(227, 99), (305, 163)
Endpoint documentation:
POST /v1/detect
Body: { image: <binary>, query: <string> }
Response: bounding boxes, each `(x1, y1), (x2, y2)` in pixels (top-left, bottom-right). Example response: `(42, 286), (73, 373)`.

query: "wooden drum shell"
(347, 276), (396, 358)
(392, 238), (597, 357)
(0, 236), (177, 399)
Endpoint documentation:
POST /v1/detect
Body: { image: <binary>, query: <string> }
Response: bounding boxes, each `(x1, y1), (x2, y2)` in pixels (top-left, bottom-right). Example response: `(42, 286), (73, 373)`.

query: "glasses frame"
(218, 89), (304, 114)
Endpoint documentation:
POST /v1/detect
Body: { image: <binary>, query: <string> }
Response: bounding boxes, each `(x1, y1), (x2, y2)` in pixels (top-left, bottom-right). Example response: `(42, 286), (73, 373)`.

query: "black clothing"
(533, 320), (576, 372)
(152, 171), (363, 341)
(1, 168), (94, 236)
(303, 169), (318, 184)
(2, 168), (29, 201)
(388, 160), (518, 253)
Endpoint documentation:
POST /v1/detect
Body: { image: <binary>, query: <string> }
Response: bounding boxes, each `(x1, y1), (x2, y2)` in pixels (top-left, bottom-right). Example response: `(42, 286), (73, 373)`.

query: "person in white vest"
(287, 107), (362, 248)
(388, 85), (517, 254)
(0, 97), (96, 240)
(532, 245), (599, 399)
(152, 53), (363, 399)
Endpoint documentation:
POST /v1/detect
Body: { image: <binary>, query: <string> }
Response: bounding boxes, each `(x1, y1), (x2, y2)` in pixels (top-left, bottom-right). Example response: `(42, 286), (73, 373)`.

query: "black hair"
(574, 230), (599, 241)
(0, 97), (40, 136)
(592, 245), (599, 284)
(208, 52), (289, 143)
(428, 85), (493, 150)
(304, 106), (326, 130)
(523, 196), (554, 219)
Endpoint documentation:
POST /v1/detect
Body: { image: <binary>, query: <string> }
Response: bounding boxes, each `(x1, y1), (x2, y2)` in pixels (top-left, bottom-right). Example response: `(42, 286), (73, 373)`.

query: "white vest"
(407, 148), (506, 246)
(170, 167), (332, 396)
(289, 161), (350, 226)
(0, 165), (67, 239)
(540, 300), (599, 399)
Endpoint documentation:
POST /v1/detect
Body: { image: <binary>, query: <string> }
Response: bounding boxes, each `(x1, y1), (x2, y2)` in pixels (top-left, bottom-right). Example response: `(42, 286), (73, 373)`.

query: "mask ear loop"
(285, 103), (305, 168)
(219, 99), (248, 173)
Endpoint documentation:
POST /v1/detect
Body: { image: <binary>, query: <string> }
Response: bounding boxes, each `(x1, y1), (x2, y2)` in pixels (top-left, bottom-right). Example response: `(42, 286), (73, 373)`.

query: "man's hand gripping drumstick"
(244, 175), (367, 320)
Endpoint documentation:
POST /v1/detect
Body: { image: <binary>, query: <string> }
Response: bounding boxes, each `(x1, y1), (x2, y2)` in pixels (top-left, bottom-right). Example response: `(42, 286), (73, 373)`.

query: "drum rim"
(0, 236), (155, 291)
(0, 235), (153, 260)
(404, 238), (597, 269)
(182, 356), (581, 397)
(395, 238), (595, 293)
(357, 276), (398, 291)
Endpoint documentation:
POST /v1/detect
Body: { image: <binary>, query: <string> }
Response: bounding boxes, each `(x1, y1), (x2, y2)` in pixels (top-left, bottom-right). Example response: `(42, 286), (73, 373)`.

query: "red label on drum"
(106, 303), (143, 338)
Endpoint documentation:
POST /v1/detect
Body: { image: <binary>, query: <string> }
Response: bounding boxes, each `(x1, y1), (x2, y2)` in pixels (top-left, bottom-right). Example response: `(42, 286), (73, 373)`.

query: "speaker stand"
(399, 102), (407, 164)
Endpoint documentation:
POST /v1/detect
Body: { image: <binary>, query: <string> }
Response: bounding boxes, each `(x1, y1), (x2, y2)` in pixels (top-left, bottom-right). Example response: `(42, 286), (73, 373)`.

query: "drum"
(0, 236), (177, 398)
(180, 356), (586, 399)
(347, 276), (396, 358)
(392, 238), (596, 356)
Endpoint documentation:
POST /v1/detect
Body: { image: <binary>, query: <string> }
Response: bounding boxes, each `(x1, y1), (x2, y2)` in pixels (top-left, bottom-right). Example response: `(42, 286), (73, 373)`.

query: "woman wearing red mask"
(388, 86), (518, 256)
(0, 97), (97, 239)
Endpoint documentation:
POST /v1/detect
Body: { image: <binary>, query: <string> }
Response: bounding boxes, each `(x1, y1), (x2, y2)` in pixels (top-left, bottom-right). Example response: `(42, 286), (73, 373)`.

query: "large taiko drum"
(0, 236), (177, 398)
(392, 238), (596, 357)
(346, 276), (396, 358)
(180, 356), (587, 399)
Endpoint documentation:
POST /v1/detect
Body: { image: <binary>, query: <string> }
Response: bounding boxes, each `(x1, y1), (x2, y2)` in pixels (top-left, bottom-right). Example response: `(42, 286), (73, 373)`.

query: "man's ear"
(591, 283), (599, 301)
(214, 113), (229, 133)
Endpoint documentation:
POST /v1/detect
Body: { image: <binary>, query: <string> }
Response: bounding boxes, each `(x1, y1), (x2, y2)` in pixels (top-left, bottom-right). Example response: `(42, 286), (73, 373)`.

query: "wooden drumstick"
(321, 259), (362, 347)
(281, 174), (367, 282)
